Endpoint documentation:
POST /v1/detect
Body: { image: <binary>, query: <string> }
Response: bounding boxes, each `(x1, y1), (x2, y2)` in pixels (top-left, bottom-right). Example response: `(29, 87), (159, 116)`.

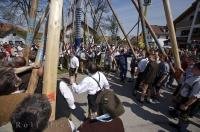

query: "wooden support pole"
(131, 0), (166, 56)
(187, 1), (200, 44)
(122, 20), (140, 41)
(95, 10), (104, 32)
(106, 0), (137, 58)
(137, 17), (140, 44)
(131, 0), (176, 75)
(162, 0), (181, 69)
(43, 0), (63, 121)
(24, 0), (39, 64)
(138, 0), (149, 52)
(26, 18), (48, 94)
(87, 0), (109, 46)
(32, 4), (49, 43)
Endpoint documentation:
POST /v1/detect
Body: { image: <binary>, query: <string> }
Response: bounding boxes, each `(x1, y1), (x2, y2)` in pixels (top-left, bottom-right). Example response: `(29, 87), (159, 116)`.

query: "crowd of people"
(0, 40), (200, 132)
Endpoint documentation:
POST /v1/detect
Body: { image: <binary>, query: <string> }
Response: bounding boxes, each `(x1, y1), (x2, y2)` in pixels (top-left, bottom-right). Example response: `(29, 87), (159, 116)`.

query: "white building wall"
(0, 34), (25, 44)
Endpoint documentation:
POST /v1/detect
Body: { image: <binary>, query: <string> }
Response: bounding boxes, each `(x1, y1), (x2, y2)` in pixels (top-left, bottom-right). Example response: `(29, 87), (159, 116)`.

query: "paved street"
(59, 72), (200, 132)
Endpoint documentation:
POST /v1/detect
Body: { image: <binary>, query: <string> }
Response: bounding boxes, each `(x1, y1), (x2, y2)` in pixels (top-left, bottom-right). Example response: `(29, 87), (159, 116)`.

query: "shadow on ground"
(122, 101), (177, 132)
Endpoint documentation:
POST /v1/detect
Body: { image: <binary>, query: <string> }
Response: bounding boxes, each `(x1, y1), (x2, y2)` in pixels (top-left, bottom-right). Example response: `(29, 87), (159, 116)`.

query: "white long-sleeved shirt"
(138, 58), (149, 72)
(69, 56), (79, 69)
(72, 72), (110, 95)
(59, 81), (76, 109)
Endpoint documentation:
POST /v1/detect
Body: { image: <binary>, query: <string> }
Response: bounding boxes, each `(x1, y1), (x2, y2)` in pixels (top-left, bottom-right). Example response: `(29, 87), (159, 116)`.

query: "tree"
(90, 0), (109, 30)
(103, 14), (119, 44)
(0, 0), (48, 27)
(89, 0), (109, 43)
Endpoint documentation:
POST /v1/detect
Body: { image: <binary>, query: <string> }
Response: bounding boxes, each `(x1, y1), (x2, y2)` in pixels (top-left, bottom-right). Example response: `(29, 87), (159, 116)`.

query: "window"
(144, 0), (151, 5)
(181, 30), (190, 36)
(189, 15), (194, 21)
(195, 12), (200, 24)
(192, 28), (200, 37)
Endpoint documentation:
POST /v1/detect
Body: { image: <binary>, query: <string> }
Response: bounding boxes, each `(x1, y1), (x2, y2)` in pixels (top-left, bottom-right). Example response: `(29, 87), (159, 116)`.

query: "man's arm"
(180, 96), (198, 111)
(14, 64), (39, 74)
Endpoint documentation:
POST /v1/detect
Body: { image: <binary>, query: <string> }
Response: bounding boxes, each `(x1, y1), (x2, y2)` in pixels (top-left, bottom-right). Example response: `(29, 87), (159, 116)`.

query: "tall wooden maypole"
(43, 0), (63, 121)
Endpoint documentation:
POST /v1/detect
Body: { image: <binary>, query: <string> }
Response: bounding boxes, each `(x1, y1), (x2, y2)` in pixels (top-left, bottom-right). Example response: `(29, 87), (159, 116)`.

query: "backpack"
(89, 72), (125, 118)
(96, 89), (125, 118)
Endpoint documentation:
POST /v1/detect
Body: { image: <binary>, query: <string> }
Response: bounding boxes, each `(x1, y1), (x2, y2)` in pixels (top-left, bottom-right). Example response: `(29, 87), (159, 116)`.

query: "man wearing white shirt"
(71, 63), (110, 119)
(69, 51), (79, 83)
(133, 54), (149, 95)
(56, 80), (76, 119)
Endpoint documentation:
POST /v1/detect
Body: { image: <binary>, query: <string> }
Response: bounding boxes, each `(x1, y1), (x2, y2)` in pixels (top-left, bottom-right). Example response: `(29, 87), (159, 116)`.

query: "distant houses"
(65, 21), (96, 44)
(0, 23), (42, 45)
(130, 25), (168, 48)
(174, 0), (200, 49)
(146, 25), (168, 47)
(0, 23), (26, 45)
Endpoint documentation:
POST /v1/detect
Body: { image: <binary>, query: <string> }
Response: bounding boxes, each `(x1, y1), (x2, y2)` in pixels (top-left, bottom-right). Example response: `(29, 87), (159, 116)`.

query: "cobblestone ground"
(59, 72), (200, 132)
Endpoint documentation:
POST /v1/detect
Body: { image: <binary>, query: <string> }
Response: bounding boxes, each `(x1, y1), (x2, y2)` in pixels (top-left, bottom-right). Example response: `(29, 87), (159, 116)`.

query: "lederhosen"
(87, 72), (102, 113)
(177, 80), (200, 118)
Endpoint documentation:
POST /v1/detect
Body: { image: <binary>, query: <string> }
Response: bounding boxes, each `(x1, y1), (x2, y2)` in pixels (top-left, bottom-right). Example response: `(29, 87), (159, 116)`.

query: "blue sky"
(110, 0), (195, 36)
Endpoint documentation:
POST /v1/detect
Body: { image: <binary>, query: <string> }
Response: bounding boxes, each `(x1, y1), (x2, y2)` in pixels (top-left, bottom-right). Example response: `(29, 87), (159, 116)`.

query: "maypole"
(75, 0), (83, 52)
(43, 0), (63, 121)
(106, 0), (137, 58)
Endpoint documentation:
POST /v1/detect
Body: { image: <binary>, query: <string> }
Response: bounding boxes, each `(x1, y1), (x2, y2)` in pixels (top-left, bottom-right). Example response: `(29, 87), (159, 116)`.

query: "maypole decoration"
(75, 0), (83, 52)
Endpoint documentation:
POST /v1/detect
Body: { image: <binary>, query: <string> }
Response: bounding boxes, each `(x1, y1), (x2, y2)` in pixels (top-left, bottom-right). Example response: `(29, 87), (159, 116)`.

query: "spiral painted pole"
(75, 0), (83, 52)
